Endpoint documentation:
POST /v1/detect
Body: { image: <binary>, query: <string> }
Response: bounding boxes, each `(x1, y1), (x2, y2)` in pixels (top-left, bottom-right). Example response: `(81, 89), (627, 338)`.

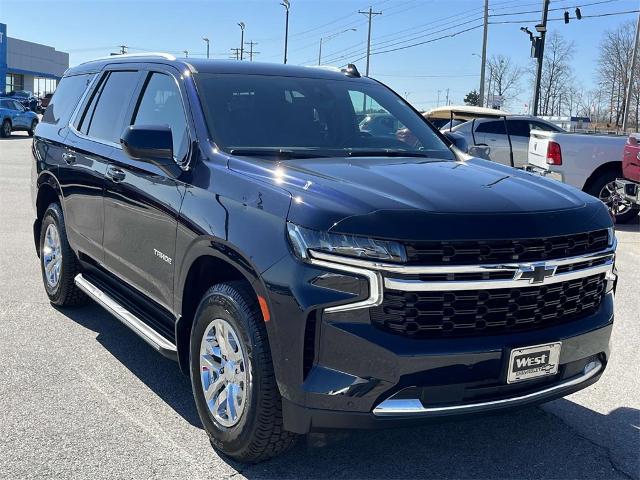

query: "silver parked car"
(447, 115), (564, 168)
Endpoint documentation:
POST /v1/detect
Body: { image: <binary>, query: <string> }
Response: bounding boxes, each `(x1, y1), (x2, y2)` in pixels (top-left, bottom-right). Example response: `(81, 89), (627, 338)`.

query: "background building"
(0, 23), (69, 96)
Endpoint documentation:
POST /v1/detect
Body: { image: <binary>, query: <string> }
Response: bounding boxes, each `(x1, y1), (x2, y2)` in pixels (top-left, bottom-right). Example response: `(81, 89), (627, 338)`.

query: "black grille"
(370, 274), (607, 339)
(404, 230), (609, 265)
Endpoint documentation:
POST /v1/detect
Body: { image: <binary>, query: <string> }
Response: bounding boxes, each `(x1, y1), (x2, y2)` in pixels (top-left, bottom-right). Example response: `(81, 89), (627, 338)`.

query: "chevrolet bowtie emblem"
(515, 263), (557, 284)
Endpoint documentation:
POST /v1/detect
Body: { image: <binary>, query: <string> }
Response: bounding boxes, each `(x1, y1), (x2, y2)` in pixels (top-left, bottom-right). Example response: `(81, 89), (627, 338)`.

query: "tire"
(39, 203), (87, 306)
(585, 168), (639, 224)
(0, 119), (11, 138)
(28, 119), (38, 137)
(190, 281), (297, 463)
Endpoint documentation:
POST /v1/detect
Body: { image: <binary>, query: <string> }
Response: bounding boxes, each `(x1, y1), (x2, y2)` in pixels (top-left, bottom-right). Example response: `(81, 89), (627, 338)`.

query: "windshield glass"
(194, 73), (453, 159)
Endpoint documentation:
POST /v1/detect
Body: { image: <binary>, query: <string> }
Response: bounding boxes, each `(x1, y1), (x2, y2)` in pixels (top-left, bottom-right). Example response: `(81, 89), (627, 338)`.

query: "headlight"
(287, 223), (406, 263)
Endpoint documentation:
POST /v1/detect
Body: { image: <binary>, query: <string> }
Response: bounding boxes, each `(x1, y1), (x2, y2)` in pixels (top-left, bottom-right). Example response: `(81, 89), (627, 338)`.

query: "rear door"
(474, 120), (511, 166)
(505, 119), (532, 168)
(103, 67), (190, 311)
(61, 70), (141, 263)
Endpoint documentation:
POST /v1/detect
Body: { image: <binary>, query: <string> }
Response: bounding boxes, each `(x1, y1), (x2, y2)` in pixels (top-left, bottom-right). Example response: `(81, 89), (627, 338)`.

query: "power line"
(489, 8), (640, 24)
(489, 0), (621, 16)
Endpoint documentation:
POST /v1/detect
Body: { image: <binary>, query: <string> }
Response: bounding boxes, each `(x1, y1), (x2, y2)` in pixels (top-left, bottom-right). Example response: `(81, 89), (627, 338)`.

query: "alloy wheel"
(599, 180), (632, 216)
(42, 223), (62, 287)
(199, 318), (250, 427)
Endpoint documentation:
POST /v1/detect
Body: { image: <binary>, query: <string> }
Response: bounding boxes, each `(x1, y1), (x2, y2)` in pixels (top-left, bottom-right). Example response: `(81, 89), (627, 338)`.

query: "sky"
(1, 0), (638, 112)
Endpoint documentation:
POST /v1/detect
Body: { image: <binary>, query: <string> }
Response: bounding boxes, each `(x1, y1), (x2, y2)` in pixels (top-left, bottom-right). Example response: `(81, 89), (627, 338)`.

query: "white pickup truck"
(527, 130), (639, 223)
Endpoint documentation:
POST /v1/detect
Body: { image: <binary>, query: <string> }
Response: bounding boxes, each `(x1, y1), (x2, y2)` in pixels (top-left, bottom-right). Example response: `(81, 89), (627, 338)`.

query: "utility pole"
(119, 45), (127, 55)
(359, 6), (382, 76)
(532, 0), (550, 116)
(238, 22), (246, 60)
(230, 48), (241, 60)
(281, 0), (290, 64)
(445, 88), (450, 106)
(622, 13), (640, 131)
(437, 90), (441, 107)
(245, 41), (259, 61)
(203, 37), (210, 59)
(479, 0), (489, 107)
(183, 50), (189, 58)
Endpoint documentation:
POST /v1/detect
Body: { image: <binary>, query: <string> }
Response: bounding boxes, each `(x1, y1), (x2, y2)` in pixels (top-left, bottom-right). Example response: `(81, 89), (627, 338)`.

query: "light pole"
(281, 0), (290, 64)
(183, 50), (189, 58)
(318, 28), (357, 65)
(202, 37), (210, 59)
(238, 22), (245, 60)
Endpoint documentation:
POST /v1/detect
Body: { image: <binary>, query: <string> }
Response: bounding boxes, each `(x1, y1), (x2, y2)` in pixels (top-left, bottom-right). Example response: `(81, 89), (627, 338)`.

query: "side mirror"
(120, 125), (181, 177)
(468, 145), (491, 160)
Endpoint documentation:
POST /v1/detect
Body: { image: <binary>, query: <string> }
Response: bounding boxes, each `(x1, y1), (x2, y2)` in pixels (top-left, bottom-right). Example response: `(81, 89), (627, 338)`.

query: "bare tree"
(486, 54), (523, 108)
(533, 32), (575, 117)
(597, 20), (639, 129)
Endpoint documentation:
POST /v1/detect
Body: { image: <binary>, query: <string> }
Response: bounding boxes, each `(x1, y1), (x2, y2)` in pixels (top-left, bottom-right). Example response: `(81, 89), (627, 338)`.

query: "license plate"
(507, 342), (561, 384)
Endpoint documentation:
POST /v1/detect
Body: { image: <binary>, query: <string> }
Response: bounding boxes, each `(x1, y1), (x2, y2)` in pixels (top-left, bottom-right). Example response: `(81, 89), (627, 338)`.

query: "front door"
(103, 69), (190, 311)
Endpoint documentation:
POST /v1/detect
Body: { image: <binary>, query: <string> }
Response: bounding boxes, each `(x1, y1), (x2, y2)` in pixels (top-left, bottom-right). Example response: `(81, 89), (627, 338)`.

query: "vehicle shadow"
(56, 303), (639, 479)
(616, 215), (639, 232)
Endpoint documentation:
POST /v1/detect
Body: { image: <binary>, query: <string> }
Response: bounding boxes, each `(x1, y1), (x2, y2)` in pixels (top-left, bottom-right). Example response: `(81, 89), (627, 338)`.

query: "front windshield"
(194, 73), (453, 159)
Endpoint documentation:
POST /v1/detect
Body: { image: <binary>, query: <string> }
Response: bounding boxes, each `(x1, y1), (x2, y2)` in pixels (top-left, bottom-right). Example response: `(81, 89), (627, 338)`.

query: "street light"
(202, 37), (210, 59)
(281, 0), (290, 64)
(183, 50), (189, 58)
(318, 28), (357, 65)
(238, 22), (245, 60)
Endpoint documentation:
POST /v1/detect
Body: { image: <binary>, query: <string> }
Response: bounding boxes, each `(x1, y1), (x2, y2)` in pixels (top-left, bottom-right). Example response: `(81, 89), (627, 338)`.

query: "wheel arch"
(34, 173), (64, 256)
(582, 161), (622, 192)
(174, 239), (271, 376)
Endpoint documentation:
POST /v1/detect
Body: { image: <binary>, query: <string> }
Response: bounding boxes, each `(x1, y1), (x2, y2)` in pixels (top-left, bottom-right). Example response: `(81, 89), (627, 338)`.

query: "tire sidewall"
(40, 204), (73, 304)
(1, 120), (10, 138)
(587, 169), (639, 223)
(29, 119), (38, 136)
(189, 286), (265, 455)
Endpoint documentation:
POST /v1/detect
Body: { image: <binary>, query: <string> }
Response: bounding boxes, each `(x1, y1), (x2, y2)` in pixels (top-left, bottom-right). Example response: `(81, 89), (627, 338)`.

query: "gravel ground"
(1, 133), (638, 480)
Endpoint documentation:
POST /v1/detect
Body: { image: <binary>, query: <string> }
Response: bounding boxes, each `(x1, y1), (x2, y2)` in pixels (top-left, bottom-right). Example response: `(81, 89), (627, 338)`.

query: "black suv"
(32, 55), (617, 463)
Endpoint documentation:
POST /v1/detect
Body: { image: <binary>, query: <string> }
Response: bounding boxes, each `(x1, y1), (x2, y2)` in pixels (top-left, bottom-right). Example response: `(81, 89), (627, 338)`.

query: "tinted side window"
(475, 120), (506, 135)
(132, 73), (189, 162)
(530, 121), (558, 132)
(42, 73), (94, 125)
(507, 120), (531, 137)
(0, 99), (11, 109)
(87, 71), (139, 143)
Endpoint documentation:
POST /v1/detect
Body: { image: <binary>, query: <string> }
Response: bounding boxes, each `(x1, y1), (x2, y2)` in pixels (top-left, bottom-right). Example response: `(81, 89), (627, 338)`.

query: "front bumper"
(615, 178), (640, 206)
(260, 241), (615, 435)
(279, 292), (613, 434)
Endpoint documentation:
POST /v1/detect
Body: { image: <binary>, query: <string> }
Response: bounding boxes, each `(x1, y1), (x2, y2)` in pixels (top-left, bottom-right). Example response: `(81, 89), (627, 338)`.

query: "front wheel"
(1, 119), (11, 138)
(190, 282), (297, 463)
(586, 169), (639, 224)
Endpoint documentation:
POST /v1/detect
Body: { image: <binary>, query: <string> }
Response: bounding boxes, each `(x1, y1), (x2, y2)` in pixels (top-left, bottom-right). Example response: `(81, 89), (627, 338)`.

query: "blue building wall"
(0, 23), (8, 93)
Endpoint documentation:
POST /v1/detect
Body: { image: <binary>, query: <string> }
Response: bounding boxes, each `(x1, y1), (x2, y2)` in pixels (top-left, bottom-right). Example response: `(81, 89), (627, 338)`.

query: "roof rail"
(79, 52), (177, 64)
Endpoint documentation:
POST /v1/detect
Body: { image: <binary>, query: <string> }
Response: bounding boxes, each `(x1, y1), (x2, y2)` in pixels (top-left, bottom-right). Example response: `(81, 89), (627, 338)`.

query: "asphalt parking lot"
(1, 133), (638, 480)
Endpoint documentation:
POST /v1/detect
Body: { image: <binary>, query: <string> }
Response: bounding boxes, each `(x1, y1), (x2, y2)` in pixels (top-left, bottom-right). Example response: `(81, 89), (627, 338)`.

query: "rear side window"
(132, 73), (189, 162)
(85, 71), (139, 144)
(475, 120), (506, 135)
(507, 120), (531, 137)
(42, 73), (94, 125)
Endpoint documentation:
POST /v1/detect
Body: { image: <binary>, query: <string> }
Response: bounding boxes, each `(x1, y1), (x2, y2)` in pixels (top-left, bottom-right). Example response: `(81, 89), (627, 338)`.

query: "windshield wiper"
(346, 150), (431, 158)
(229, 148), (328, 159)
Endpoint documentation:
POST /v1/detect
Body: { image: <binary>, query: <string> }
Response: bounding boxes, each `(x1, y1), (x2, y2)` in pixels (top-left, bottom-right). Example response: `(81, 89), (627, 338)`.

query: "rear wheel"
(28, 119), (38, 137)
(1, 119), (11, 138)
(586, 169), (639, 224)
(39, 203), (87, 306)
(190, 282), (297, 463)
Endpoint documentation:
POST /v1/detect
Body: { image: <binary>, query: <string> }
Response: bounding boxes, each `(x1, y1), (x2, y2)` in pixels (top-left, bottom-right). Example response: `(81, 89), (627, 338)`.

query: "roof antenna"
(342, 63), (361, 78)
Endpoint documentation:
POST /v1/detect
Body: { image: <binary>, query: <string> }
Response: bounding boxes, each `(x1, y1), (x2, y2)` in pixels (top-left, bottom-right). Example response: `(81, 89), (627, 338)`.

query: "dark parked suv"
(32, 54), (617, 462)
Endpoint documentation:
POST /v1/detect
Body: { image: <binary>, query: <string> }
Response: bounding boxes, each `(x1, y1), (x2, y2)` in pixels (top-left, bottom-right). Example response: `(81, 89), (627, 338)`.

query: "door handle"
(106, 165), (126, 183)
(62, 152), (76, 165)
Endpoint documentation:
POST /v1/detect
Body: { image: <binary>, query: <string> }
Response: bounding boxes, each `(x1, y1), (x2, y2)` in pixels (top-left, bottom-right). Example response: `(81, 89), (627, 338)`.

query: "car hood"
(228, 154), (611, 241)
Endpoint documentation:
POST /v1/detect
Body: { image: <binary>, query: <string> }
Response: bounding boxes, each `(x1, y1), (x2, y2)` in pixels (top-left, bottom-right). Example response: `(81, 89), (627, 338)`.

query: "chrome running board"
(373, 359), (603, 416)
(74, 274), (178, 360)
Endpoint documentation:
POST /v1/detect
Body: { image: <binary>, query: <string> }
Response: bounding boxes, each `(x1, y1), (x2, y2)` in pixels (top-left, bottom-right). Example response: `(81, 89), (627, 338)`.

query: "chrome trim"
(74, 274), (178, 359)
(309, 245), (616, 275)
(383, 261), (613, 291)
(308, 258), (383, 313)
(373, 359), (602, 416)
